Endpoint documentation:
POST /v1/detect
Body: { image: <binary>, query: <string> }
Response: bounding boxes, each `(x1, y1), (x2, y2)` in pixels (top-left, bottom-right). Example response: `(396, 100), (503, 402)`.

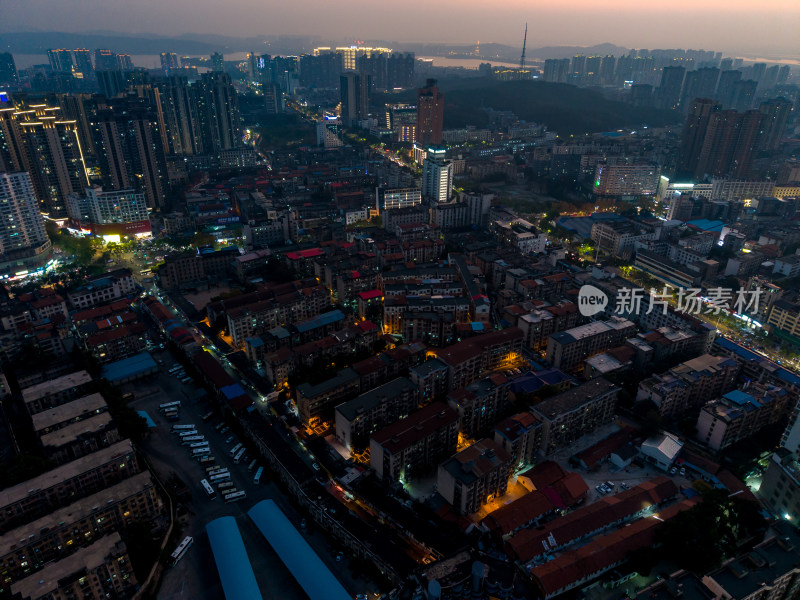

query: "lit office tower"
(760, 65), (780, 92)
(58, 93), (97, 156)
(356, 52), (413, 91)
(679, 98), (720, 175)
(97, 70), (127, 98)
(731, 80), (758, 111)
(416, 79), (444, 146)
(94, 49), (118, 71)
(679, 67), (719, 110)
(160, 52), (180, 75)
(116, 54), (133, 71)
(210, 52), (224, 72)
(752, 62), (766, 82)
(94, 98), (167, 209)
(422, 146), (452, 202)
(0, 103), (88, 218)
(584, 56), (602, 85)
(195, 72), (241, 154)
(599, 55), (616, 85)
(47, 49), (74, 73)
(154, 76), (203, 155)
(777, 65), (790, 85)
(570, 54), (586, 84)
(339, 71), (370, 126)
(542, 58), (569, 83)
(0, 172), (49, 267)
(73, 49), (93, 78)
(656, 65), (685, 109)
(0, 53), (18, 86)
(715, 70), (742, 108)
(695, 109), (762, 179)
(757, 98), (791, 152)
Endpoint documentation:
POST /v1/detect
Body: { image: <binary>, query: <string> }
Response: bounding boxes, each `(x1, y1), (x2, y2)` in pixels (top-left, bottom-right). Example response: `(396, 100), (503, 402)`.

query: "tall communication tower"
(520, 23), (528, 70)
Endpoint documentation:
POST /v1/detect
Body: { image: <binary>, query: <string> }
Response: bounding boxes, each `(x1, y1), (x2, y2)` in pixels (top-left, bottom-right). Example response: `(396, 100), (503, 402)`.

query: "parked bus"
(201, 411), (215, 422)
(181, 377), (192, 385)
(247, 459), (257, 472)
(181, 436), (204, 445)
(209, 472), (231, 483)
(197, 455), (215, 464)
(229, 443), (243, 457)
(170, 536), (193, 566)
(253, 466), (264, 485)
(217, 482), (235, 492)
(191, 447), (211, 457)
(214, 422), (225, 431)
(233, 448), (246, 464)
(206, 465), (225, 474)
(165, 410), (180, 422)
(224, 490), (247, 503)
(171, 424), (195, 432)
(200, 479), (216, 499)
(188, 442), (210, 449)
(177, 430), (198, 438)
(160, 401), (181, 413)
(168, 366), (182, 375)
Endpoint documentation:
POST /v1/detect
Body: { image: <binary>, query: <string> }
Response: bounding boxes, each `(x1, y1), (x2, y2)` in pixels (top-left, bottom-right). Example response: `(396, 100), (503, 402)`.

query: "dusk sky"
(2, 0), (799, 58)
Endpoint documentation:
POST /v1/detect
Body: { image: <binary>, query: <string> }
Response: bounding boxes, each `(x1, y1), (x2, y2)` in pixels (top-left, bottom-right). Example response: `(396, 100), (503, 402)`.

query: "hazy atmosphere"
(2, 0), (799, 57)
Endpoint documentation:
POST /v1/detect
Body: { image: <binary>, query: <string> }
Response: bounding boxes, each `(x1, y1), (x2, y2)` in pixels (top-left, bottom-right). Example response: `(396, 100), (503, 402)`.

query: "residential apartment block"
(636, 354), (740, 418)
(447, 373), (509, 437)
(370, 402), (458, 482)
(546, 317), (636, 371)
(335, 377), (419, 451)
(0, 440), (138, 531)
(696, 385), (789, 451)
(437, 438), (512, 515)
(532, 378), (620, 455)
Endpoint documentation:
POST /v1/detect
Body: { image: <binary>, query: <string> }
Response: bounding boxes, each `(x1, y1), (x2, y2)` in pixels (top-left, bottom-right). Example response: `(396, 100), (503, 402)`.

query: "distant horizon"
(1, 0), (798, 59)
(2, 30), (799, 68)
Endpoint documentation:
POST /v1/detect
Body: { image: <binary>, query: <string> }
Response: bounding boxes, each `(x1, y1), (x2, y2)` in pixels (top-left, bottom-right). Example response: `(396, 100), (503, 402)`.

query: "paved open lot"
(126, 349), (378, 599)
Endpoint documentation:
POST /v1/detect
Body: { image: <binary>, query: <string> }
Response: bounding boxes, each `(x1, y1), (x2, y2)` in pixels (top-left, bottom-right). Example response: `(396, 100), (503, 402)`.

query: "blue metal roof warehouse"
(248, 500), (352, 600)
(100, 351), (158, 384)
(205, 516), (262, 600)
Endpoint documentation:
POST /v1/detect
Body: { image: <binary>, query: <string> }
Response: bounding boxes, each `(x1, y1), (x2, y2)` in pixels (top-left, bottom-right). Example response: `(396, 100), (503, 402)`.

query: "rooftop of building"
(494, 412), (540, 443)
(531, 378), (618, 422)
(0, 472), (153, 557)
(707, 521), (800, 599)
(336, 377), (417, 422)
(554, 317), (636, 343)
(40, 412), (114, 448)
(11, 533), (126, 599)
(31, 393), (108, 433)
(409, 358), (448, 378)
(0, 440), (134, 508)
(372, 402), (458, 453)
(296, 367), (359, 399)
(100, 351), (157, 383)
(21, 370), (92, 404)
(441, 438), (511, 486)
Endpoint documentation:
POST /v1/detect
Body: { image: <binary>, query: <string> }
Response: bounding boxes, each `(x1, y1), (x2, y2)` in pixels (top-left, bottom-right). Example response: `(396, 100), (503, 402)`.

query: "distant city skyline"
(1, 0), (798, 59)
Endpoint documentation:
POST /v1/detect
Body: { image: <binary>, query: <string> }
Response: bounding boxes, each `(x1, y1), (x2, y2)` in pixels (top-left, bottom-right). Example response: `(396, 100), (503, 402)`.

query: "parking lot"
(547, 423), (694, 503)
(125, 348), (377, 599)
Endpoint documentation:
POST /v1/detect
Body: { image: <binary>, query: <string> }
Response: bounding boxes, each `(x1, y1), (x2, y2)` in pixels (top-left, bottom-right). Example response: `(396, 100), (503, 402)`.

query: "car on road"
(679, 467), (686, 476)
(225, 436), (235, 444)
(670, 466), (678, 475)
(312, 462), (321, 471)
(595, 485), (607, 495)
